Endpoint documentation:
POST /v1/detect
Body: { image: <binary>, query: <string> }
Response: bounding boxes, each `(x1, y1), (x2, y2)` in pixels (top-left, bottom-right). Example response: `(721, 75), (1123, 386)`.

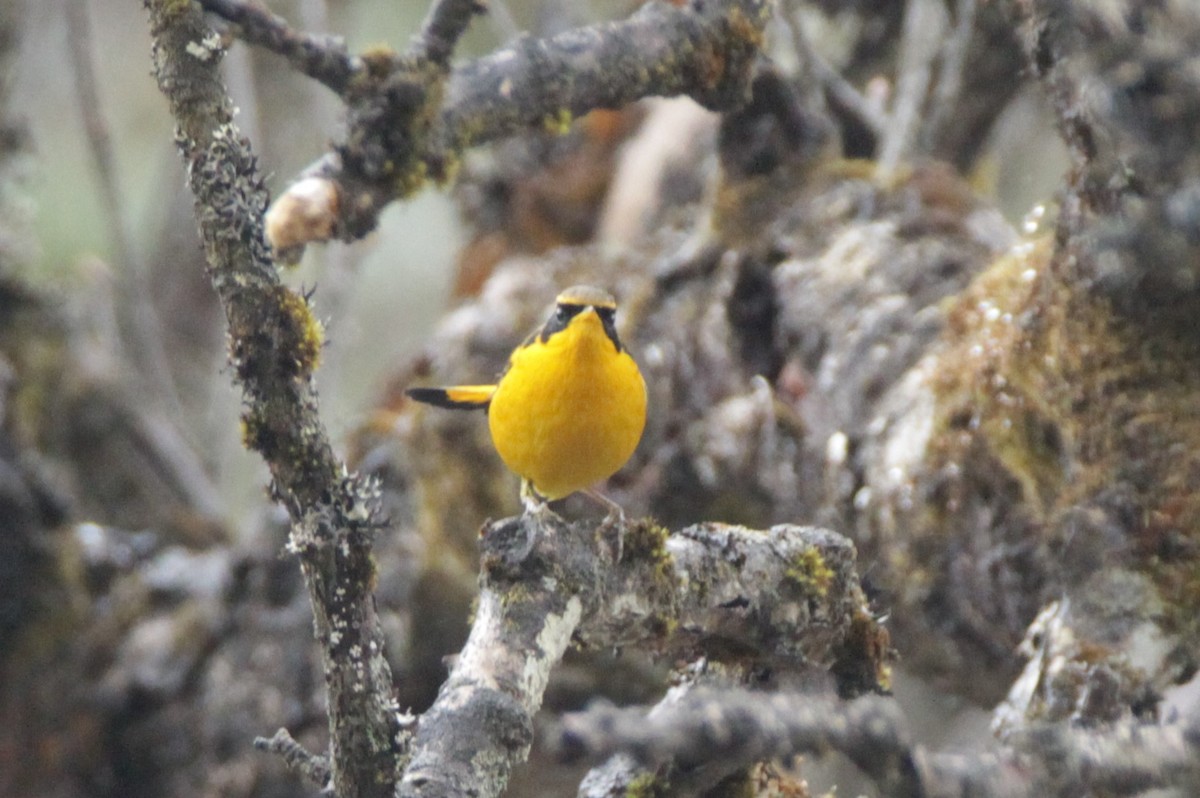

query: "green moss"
(623, 519), (669, 561)
(726, 6), (768, 51)
(926, 235), (1200, 643)
(394, 160), (429, 197)
(154, 0), (194, 20)
(541, 109), (574, 136)
(929, 238), (1069, 515)
(275, 285), (324, 377)
(785, 546), (834, 598)
(625, 771), (668, 798)
(239, 413), (262, 451)
(623, 519), (675, 586)
(359, 45), (399, 79)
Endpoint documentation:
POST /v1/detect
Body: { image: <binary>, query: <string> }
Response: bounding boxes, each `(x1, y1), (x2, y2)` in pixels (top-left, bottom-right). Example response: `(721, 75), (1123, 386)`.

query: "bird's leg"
(583, 488), (626, 562)
(516, 479), (553, 560)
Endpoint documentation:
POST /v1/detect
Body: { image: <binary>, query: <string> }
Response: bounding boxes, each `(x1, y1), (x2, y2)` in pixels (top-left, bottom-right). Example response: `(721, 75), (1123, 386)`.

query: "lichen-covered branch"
(143, 4), (397, 798)
(397, 514), (886, 797)
(411, 0), (487, 69)
(437, 0), (767, 152)
(198, 0), (359, 92)
(202, 0), (769, 255)
(557, 691), (922, 797)
(554, 688), (1200, 798)
(577, 668), (779, 796)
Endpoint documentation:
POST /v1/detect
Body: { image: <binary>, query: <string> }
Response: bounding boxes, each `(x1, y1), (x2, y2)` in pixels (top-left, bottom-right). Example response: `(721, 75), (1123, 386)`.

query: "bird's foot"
(584, 488), (626, 563)
(515, 480), (555, 560)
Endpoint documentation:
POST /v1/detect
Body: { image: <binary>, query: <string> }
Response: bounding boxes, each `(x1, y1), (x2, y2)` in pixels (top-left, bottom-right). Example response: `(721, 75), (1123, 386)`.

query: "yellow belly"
(487, 318), (647, 500)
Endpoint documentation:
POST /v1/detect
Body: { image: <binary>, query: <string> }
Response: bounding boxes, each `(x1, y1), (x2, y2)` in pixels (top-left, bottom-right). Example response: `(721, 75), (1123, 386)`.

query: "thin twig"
(485, 0), (520, 44)
(779, 6), (885, 138)
(66, 1), (135, 281)
(68, 0), (229, 524)
(197, 0), (360, 92)
(410, 0), (487, 69)
(921, 0), (977, 153)
(877, 0), (948, 178)
(66, 0), (187, 417)
(255, 728), (332, 790)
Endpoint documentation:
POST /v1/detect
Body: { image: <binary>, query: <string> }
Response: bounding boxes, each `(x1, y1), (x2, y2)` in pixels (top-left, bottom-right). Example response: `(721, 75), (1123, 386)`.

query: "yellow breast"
(487, 309), (647, 500)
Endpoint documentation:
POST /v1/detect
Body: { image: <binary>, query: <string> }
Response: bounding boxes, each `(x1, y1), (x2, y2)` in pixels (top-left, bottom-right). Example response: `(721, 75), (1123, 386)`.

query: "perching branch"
(144, 4), (397, 798)
(397, 514), (886, 797)
(198, 0), (770, 256)
(553, 688), (1200, 798)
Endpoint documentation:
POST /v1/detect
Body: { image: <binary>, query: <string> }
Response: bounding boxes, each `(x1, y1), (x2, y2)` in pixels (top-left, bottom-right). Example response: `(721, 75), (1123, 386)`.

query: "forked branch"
(196, 0), (770, 258)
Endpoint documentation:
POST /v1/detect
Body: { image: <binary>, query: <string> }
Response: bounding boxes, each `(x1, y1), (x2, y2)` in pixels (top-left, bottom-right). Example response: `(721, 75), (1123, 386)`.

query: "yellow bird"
(406, 285), (647, 514)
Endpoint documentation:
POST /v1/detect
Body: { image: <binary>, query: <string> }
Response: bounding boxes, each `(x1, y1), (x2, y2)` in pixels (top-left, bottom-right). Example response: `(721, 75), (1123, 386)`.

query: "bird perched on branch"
(406, 285), (647, 518)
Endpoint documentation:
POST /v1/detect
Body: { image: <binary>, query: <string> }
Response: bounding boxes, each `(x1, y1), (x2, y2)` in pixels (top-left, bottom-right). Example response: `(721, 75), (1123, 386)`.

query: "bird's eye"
(555, 306), (569, 322)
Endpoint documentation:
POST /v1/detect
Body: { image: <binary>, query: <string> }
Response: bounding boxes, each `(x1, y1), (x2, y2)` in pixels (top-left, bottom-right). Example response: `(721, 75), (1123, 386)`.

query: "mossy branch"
(196, 0), (770, 258)
(399, 513), (887, 797)
(144, 3), (398, 798)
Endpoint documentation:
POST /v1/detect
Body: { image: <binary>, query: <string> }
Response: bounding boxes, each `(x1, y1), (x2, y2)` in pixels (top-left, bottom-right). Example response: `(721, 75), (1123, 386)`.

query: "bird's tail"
(405, 385), (495, 410)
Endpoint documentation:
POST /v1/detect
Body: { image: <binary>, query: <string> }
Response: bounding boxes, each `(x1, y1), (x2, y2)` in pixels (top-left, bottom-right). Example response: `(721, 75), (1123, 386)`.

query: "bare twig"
(68, 0), (226, 521)
(66, 1), (136, 283)
(67, 1), (183, 409)
(779, 7), (886, 139)
(485, 0), (520, 44)
(553, 688), (1200, 798)
(125, 403), (227, 521)
(143, 5), (397, 798)
(398, 513), (886, 797)
(197, 0), (360, 92)
(254, 728), (332, 790)
(411, 0), (487, 69)
(878, 0), (948, 177)
(921, 0), (976, 153)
